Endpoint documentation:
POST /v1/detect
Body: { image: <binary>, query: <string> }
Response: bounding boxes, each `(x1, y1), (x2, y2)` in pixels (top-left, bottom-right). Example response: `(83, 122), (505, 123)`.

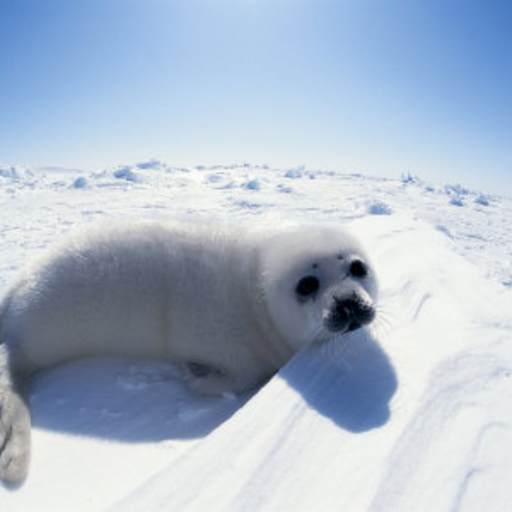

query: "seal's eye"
(349, 259), (368, 278)
(296, 275), (320, 297)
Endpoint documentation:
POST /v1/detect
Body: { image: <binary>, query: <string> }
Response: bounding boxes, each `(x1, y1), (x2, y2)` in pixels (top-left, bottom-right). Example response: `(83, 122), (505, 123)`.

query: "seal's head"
(260, 227), (378, 351)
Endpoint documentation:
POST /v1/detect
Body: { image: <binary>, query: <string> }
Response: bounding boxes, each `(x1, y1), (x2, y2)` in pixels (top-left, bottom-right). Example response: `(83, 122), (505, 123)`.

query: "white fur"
(0, 219), (377, 484)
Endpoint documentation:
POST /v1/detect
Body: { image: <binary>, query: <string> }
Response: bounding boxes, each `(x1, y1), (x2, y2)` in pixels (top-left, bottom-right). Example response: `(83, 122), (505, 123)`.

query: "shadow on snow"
(30, 330), (397, 442)
(281, 330), (398, 432)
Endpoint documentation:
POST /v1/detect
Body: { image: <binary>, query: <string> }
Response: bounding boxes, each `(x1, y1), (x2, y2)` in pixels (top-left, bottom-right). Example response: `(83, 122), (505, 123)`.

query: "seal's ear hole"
(296, 275), (320, 298)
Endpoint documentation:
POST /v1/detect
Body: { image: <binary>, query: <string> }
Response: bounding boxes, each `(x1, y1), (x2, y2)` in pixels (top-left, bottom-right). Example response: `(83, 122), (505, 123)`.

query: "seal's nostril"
(336, 298), (358, 316)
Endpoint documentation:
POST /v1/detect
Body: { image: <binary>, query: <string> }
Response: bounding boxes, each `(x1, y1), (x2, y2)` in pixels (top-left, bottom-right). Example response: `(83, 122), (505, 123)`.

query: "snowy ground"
(1, 162), (511, 511)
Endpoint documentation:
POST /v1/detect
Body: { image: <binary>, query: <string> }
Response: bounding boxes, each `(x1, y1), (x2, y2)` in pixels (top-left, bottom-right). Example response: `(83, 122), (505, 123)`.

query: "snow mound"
(0, 165), (32, 180)
(244, 178), (261, 191)
(367, 201), (392, 215)
(475, 194), (490, 206)
(72, 177), (88, 189)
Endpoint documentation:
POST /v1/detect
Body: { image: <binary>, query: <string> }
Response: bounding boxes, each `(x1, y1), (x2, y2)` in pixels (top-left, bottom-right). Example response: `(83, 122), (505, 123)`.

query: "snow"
(1, 163), (511, 511)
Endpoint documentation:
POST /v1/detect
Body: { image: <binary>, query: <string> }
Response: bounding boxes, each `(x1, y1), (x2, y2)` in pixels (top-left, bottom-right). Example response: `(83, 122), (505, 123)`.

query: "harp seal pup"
(0, 219), (377, 485)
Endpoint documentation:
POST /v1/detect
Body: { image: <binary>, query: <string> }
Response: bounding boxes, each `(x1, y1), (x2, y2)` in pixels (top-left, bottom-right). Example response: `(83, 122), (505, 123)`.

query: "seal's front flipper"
(0, 387), (31, 486)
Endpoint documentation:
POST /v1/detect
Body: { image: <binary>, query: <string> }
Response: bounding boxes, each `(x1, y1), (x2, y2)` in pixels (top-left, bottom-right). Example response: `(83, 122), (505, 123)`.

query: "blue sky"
(1, 0), (511, 194)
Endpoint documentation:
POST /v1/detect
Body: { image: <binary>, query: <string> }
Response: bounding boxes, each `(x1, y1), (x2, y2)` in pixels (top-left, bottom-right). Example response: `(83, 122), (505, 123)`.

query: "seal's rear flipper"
(0, 386), (31, 487)
(0, 343), (31, 487)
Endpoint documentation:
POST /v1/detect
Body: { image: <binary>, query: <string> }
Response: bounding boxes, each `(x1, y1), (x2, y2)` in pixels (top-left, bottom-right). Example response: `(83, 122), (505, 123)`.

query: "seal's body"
(0, 220), (377, 485)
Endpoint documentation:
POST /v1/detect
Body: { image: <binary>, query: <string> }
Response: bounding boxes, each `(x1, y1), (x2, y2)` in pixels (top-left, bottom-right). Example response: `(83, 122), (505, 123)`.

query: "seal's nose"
(329, 296), (376, 332)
